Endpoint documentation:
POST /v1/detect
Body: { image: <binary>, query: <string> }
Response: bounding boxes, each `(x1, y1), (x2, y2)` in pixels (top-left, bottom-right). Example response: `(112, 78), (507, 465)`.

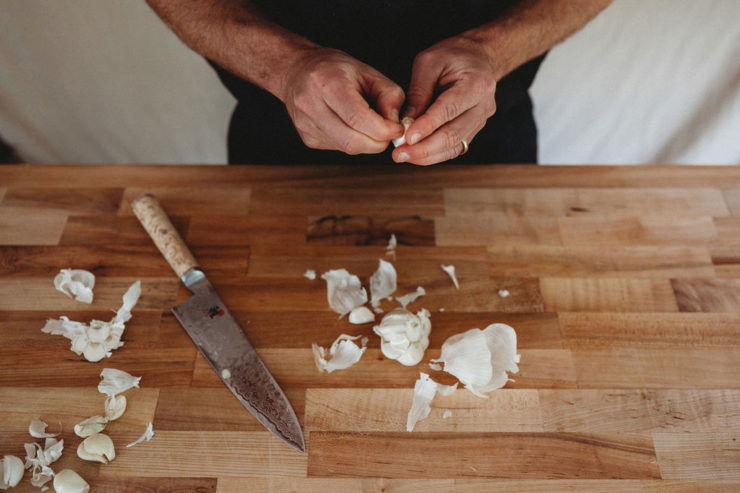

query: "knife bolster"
(131, 193), (198, 278)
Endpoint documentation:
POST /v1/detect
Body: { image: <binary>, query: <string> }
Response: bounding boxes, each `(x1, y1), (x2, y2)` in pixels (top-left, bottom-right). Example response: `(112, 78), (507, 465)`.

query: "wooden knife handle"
(131, 193), (198, 278)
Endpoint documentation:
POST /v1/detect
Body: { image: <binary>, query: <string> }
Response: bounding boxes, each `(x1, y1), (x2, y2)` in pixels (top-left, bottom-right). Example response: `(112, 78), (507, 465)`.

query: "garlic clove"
(406, 372), (457, 432)
(97, 368), (141, 397)
(392, 117), (415, 147)
(52, 469), (90, 493)
(373, 308), (431, 366)
(53, 269), (95, 304)
(369, 259), (397, 309)
(29, 419), (58, 439)
(125, 422), (154, 448)
(440, 264), (460, 289)
(76, 433), (115, 464)
(1, 455), (24, 489)
(104, 395), (127, 421)
(321, 269), (368, 316)
(348, 306), (375, 325)
(303, 269), (316, 280)
(74, 416), (108, 438)
(395, 286), (425, 309)
(312, 334), (367, 373)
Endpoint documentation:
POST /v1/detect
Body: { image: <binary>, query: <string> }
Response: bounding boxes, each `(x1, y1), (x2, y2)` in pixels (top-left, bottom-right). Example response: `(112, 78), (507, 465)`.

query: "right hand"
(279, 48), (405, 155)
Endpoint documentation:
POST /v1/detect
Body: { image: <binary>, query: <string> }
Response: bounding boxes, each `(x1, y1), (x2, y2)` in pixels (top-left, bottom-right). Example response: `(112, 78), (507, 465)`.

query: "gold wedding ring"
(460, 139), (469, 156)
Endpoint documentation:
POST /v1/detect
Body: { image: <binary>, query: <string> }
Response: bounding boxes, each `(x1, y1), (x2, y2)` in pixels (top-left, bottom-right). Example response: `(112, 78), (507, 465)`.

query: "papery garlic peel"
(312, 334), (367, 373)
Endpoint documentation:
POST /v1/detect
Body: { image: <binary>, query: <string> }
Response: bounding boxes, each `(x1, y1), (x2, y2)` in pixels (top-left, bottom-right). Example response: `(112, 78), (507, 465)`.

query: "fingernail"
(390, 109), (399, 122)
(409, 133), (421, 145)
(397, 152), (409, 163)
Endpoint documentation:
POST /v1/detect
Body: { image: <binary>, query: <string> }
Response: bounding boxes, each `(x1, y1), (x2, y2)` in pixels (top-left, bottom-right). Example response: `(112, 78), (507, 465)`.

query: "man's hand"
(281, 48), (405, 155)
(392, 36), (497, 166)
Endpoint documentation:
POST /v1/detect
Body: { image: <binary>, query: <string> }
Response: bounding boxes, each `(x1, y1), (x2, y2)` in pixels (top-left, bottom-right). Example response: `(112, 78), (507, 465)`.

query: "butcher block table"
(1, 164), (739, 492)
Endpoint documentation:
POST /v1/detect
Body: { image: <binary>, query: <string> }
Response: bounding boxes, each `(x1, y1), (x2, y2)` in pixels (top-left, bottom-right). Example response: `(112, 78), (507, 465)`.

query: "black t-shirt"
(213, 0), (545, 164)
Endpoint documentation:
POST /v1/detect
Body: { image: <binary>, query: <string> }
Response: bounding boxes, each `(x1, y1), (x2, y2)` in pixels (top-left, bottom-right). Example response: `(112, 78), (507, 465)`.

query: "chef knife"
(131, 193), (305, 453)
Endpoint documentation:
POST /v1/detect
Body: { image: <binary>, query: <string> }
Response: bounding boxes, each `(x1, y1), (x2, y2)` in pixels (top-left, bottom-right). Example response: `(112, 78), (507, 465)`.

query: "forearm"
(145, 0), (318, 99)
(465, 0), (613, 80)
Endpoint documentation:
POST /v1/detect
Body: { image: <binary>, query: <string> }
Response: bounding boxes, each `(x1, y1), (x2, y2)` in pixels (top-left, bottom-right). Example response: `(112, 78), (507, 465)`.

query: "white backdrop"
(0, 0), (738, 165)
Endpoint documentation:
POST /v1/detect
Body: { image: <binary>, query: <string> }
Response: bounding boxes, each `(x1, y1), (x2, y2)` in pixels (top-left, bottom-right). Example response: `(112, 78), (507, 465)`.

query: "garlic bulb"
(0, 455), (24, 489)
(348, 306), (375, 324)
(97, 368), (141, 397)
(369, 259), (397, 309)
(53, 269), (95, 304)
(74, 416), (108, 438)
(53, 469), (90, 493)
(431, 323), (520, 397)
(373, 308), (431, 366)
(321, 269), (368, 316)
(406, 372), (457, 432)
(104, 395), (127, 421)
(77, 433), (115, 464)
(312, 334), (367, 373)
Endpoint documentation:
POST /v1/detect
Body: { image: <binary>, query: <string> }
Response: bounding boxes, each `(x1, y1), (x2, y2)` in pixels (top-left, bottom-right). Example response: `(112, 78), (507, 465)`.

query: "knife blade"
(131, 193), (305, 453)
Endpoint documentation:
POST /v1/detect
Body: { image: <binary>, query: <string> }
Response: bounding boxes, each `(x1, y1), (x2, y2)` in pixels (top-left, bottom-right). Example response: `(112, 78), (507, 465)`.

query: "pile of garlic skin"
(42, 270), (142, 362)
(0, 369), (153, 492)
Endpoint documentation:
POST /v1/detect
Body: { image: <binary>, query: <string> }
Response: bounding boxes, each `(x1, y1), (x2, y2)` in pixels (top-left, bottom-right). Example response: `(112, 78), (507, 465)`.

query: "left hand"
(392, 35), (498, 166)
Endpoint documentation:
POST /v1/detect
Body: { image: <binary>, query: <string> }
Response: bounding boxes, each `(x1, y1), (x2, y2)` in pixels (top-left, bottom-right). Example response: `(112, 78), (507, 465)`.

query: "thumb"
(404, 55), (440, 119)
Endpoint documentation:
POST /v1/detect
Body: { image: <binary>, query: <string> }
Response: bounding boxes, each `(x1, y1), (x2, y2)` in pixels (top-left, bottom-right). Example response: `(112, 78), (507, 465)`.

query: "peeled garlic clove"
(396, 286), (425, 309)
(126, 422), (154, 448)
(104, 395), (127, 421)
(321, 269), (368, 316)
(369, 259), (397, 309)
(53, 469), (90, 493)
(440, 264), (460, 289)
(29, 419), (58, 438)
(348, 306), (375, 324)
(373, 308), (431, 366)
(1, 455), (24, 489)
(406, 372), (457, 432)
(77, 433), (115, 464)
(312, 334), (367, 373)
(392, 117), (415, 147)
(53, 269), (95, 304)
(98, 368), (141, 397)
(74, 416), (108, 438)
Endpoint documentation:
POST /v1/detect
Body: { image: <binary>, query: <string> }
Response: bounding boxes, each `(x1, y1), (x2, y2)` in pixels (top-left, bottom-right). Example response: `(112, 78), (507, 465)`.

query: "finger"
(393, 106), (482, 165)
(313, 104), (389, 155)
(323, 81), (402, 142)
(366, 75), (405, 124)
(404, 52), (442, 120)
(405, 83), (481, 146)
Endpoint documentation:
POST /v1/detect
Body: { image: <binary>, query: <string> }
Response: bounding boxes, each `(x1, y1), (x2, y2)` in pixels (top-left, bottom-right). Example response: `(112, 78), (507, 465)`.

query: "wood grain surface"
(1, 164), (739, 492)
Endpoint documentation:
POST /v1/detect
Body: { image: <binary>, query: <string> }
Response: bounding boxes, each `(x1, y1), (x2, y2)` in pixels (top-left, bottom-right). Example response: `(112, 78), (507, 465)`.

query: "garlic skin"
(53, 469), (90, 493)
(431, 323), (520, 398)
(53, 269), (95, 304)
(24, 438), (63, 488)
(126, 422), (154, 448)
(385, 234), (397, 256)
(440, 264), (460, 289)
(312, 334), (367, 373)
(373, 308), (431, 366)
(406, 372), (457, 432)
(369, 259), (397, 309)
(396, 286), (425, 309)
(303, 269), (316, 280)
(98, 368), (141, 397)
(77, 433), (115, 464)
(41, 280), (141, 362)
(321, 269), (368, 316)
(392, 117), (415, 147)
(29, 419), (58, 439)
(348, 306), (375, 325)
(74, 416), (108, 438)
(0, 455), (24, 489)
(104, 395), (127, 421)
